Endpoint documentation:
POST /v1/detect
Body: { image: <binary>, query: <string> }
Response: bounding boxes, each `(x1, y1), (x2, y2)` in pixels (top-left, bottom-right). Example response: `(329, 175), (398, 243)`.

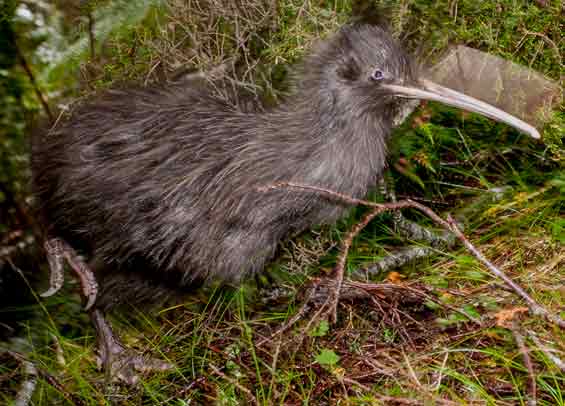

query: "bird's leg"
(91, 308), (172, 385)
(40, 237), (98, 310)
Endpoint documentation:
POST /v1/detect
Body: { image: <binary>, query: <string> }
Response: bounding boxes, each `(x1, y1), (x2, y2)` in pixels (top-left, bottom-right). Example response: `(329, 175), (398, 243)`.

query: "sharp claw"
(118, 372), (139, 386)
(92, 309), (171, 385)
(42, 237), (99, 308)
(62, 247), (98, 309)
(134, 358), (173, 373)
(84, 294), (96, 311)
(96, 352), (173, 384)
(43, 239), (65, 298)
(71, 262), (98, 310)
(40, 286), (62, 298)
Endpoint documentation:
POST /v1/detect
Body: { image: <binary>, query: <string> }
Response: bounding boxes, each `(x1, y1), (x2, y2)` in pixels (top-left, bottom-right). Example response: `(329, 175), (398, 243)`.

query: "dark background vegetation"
(0, 0), (563, 404)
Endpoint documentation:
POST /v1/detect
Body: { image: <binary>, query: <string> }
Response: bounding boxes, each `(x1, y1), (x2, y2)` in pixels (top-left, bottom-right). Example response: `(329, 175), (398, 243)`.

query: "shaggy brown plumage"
(32, 23), (414, 310)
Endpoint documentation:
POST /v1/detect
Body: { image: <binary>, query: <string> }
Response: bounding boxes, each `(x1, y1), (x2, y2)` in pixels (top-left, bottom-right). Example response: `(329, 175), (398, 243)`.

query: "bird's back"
(31, 83), (330, 299)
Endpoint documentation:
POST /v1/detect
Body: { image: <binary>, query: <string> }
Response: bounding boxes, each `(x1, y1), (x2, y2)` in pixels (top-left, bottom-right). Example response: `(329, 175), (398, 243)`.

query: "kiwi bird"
(31, 23), (539, 383)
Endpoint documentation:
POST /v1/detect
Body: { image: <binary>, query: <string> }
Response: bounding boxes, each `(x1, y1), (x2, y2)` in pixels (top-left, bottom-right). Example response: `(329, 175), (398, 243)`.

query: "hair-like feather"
(32, 24), (415, 309)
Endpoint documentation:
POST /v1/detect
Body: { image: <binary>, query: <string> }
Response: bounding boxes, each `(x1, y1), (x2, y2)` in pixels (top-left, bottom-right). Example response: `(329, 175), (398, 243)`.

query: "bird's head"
(303, 23), (539, 139)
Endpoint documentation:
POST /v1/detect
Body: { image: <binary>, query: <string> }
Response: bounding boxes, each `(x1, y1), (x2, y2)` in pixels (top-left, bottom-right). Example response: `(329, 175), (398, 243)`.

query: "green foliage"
(381, 0), (564, 80)
(0, 0), (37, 221)
(310, 320), (330, 337)
(315, 348), (340, 367)
(42, 0), (164, 90)
(551, 218), (565, 244)
(542, 111), (565, 161)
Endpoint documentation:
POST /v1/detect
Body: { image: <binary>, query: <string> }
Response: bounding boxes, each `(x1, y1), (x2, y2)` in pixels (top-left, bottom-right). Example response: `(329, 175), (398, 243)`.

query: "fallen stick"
(259, 182), (565, 329)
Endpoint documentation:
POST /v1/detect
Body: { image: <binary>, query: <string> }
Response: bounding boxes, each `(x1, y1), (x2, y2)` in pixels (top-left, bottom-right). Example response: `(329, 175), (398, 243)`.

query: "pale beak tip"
(386, 80), (543, 141)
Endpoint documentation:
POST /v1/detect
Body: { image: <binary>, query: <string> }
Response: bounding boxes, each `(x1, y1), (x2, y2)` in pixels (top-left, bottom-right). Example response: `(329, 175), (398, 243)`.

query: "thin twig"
(50, 333), (66, 367)
(520, 28), (563, 68)
(259, 182), (565, 328)
(256, 285), (315, 347)
(14, 358), (37, 406)
(444, 214), (564, 328)
(87, 13), (96, 60)
(327, 207), (384, 322)
(14, 42), (54, 122)
(4, 350), (82, 405)
(402, 349), (423, 390)
(373, 395), (423, 405)
(526, 331), (565, 372)
(433, 350), (449, 391)
(341, 376), (370, 391)
(268, 339), (282, 398)
(209, 363), (257, 405)
(373, 394), (460, 405)
(512, 324), (537, 406)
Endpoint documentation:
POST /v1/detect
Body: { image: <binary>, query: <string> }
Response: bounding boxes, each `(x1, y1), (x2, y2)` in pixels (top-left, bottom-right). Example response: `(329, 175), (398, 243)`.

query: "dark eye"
(370, 69), (384, 81)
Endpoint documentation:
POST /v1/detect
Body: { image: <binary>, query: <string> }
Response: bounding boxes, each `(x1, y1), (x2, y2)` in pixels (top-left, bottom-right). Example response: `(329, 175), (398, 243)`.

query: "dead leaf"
(494, 307), (529, 328)
(386, 271), (405, 284)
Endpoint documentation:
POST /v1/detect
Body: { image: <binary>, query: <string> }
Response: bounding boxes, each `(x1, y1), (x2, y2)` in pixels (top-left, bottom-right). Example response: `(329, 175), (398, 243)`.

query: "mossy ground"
(1, 0), (563, 404)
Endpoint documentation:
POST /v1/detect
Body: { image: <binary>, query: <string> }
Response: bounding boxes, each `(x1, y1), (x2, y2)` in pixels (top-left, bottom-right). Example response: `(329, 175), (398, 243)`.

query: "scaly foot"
(91, 309), (172, 385)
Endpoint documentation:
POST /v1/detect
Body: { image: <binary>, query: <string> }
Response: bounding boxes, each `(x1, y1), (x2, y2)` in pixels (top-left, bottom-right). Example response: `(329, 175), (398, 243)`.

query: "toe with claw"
(96, 343), (173, 385)
(92, 309), (172, 385)
(41, 237), (98, 309)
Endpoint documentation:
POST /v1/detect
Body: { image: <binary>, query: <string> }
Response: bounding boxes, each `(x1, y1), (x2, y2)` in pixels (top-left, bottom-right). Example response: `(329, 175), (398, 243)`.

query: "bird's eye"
(370, 69), (384, 81)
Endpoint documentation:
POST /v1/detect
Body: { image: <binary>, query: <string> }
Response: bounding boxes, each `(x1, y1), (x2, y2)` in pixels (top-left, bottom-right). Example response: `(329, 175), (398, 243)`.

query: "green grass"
(1, 0), (563, 404)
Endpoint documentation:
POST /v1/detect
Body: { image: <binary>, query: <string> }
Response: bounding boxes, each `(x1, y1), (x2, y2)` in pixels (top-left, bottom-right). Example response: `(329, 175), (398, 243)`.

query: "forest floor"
(1, 0), (564, 404)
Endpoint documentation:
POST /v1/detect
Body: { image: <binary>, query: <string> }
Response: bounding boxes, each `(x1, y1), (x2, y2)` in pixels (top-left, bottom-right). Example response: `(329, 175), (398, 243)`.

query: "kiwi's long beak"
(382, 79), (540, 139)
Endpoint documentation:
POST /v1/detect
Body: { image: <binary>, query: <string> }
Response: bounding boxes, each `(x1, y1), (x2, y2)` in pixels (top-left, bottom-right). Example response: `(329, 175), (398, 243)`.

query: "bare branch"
(527, 331), (565, 372)
(512, 324), (537, 406)
(210, 363), (258, 405)
(14, 41), (54, 122)
(259, 181), (565, 329)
